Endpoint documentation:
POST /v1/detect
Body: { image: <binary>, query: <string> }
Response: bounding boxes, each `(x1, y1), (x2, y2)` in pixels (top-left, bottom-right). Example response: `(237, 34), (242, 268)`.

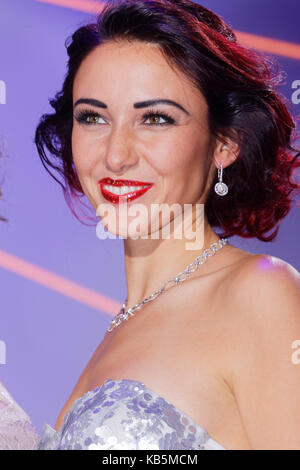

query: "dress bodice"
(0, 380), (41, 450)
(37, 378), (226, 450)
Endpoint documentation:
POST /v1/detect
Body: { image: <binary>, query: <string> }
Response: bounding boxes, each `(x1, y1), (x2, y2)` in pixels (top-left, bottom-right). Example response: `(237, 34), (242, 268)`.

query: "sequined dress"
(0, 380), (41, 450)
(37, 378), (226, 450)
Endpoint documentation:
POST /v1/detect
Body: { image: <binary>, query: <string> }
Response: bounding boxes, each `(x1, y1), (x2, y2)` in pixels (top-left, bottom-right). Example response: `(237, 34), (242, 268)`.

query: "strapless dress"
(37, 378), (226, 450)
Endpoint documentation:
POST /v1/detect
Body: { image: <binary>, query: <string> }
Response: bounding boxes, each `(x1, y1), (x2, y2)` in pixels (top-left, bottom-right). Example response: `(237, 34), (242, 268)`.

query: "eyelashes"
(74, 107), (176, 127)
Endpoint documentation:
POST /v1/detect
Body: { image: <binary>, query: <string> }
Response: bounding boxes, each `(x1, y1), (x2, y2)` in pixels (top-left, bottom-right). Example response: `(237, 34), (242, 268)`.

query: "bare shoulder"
(217, 250), (300, 388)
(221, 253), (300, 449)
(227, 252), (300, 308)
(223, 250), (300, 388)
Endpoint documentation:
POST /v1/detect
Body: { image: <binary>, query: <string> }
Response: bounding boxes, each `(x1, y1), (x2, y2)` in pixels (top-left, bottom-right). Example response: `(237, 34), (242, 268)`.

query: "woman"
(0, 152), (41, 449)
(35, 0), (300, 450)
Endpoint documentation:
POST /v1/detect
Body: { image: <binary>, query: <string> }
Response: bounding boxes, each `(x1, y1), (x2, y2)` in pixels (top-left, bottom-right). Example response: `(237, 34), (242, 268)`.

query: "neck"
(123, 211), (225, 309)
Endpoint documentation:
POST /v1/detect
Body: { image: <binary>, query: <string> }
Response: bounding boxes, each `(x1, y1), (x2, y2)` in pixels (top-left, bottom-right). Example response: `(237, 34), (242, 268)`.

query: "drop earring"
(214, 162), (228, 196)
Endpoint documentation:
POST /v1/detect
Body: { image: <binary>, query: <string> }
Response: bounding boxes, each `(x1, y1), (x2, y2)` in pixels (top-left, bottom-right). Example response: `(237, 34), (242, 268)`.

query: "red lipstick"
(98, 177), (154, 204)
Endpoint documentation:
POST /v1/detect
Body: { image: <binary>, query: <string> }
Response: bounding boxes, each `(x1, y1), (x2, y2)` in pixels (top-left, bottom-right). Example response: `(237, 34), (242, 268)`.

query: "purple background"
(0, 0), (299, 435)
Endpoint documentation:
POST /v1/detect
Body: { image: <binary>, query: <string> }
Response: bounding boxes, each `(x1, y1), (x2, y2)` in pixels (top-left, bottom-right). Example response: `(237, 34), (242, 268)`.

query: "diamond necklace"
(106, 237), (229, 333)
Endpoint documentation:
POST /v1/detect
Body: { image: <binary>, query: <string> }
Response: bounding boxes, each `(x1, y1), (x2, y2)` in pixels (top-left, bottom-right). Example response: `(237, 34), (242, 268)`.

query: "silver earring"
(214, 163), (228, 196)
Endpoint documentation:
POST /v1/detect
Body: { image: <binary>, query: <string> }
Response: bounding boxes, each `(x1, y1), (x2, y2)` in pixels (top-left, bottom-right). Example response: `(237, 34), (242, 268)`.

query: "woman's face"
(72, 39), (218, 238)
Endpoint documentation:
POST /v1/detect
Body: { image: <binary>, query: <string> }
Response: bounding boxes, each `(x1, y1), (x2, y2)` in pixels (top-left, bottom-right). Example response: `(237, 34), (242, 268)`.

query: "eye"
(74, 109), (105, 125)
(142, 108), (175, 126)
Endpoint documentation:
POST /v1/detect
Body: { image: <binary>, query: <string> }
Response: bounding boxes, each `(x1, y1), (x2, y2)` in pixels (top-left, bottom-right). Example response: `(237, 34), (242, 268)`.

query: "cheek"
(71, 128), (97, 174)
(147, 134), (206, 178)
(143, 135), (187, 176)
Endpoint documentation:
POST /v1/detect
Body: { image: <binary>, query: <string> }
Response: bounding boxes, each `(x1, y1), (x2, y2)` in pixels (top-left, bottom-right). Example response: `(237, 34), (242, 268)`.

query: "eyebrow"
(73, 98), (190, 116)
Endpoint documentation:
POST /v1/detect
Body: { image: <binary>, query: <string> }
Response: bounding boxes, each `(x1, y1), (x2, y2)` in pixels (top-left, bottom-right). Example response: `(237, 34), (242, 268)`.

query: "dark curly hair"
(34, 0), (300, 242)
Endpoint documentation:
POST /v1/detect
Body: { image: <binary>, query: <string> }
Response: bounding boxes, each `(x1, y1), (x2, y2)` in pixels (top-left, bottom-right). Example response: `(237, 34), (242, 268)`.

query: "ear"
(212, 137), (240, 170)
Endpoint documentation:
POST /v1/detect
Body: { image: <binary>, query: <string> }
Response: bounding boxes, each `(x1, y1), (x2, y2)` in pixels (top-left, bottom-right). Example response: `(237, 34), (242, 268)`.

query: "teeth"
(103, 184), (150, 195)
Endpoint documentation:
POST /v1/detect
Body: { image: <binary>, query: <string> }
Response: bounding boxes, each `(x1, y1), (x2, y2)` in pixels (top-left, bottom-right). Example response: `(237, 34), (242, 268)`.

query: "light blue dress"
(37, 378), (226, 450)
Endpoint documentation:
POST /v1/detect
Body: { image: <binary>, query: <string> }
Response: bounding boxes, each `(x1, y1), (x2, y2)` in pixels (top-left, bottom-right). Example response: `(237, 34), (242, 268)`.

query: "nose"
(103, 126), (138, 175)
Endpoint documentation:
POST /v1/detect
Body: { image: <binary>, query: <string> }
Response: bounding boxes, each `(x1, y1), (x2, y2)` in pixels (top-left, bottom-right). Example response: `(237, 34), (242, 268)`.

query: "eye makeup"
(74, 107), (176, 127)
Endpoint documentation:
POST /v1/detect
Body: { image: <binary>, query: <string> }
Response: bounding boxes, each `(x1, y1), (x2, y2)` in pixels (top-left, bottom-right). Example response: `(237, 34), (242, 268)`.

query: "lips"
(98, 177), (154, 204)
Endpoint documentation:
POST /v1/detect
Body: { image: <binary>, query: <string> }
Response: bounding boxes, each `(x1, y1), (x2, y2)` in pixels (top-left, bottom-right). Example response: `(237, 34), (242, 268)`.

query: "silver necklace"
(107, 237), (229, 333)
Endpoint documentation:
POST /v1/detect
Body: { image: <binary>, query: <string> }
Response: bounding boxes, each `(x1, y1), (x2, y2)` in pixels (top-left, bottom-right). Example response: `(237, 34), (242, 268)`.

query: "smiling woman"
(34, 0), (300, 450)
(35, 1), (300, 240)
